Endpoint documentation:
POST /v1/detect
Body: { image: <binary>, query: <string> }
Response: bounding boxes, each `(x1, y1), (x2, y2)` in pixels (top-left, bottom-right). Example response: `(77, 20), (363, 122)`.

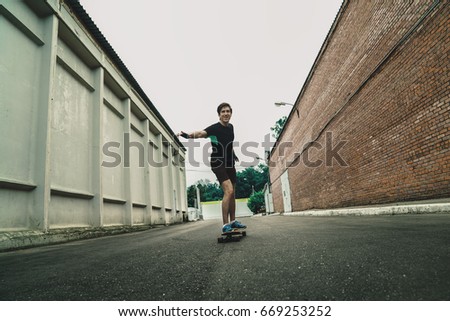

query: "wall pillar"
(168, 144), (176, 223)
(90, 66), (104, 227)
(32, 13), (58, 232)
(143, 119), (153, 225)
(122, 98), (133, 225)
(157, 134), (167, 224)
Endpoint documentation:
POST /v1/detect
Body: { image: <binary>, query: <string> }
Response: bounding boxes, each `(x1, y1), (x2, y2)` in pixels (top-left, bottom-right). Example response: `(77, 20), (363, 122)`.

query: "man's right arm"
(190, 130), (208, 138)
(178, 130), (208, 139)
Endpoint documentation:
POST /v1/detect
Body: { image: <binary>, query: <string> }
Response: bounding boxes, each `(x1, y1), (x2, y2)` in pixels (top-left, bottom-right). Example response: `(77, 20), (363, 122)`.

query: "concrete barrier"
(201, 199), (253, 220)
(283, 199), (450, 217)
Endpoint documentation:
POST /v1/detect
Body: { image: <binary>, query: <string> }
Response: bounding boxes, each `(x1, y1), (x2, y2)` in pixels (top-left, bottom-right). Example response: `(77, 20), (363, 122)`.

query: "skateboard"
(217, 228), (247, 243)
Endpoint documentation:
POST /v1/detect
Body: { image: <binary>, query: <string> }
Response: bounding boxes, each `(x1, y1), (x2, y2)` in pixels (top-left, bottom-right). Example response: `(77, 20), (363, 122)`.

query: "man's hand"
(177, 131), (190, 139)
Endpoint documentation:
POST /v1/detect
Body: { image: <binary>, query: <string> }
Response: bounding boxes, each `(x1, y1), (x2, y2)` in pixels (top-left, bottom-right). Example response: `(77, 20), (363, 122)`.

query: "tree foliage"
(247, 190), (265, 214)
(194, 179), (223, 202)
(235, 164), (268, 199)
(271, 116), (287, 139)
(186, 164), (269, 206)
(187, 185), (197, 207)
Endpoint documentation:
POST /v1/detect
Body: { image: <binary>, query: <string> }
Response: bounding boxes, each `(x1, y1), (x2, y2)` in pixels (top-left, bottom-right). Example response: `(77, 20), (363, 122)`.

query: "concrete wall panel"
(102, 101), (125, 200)
(132, 207), (145, 225)
(163, 155), (171, 209)
(149, 137), (163, 208)
(48, 195), (91, 228)
(103, 202), (125, 226)
(130, 128), (146, 205)
(151, 207), (165, 225)
(0, 190), (31, 230)
(50, 62), (94, 194)
(57, 39), (94, 90)
(0, 15), (40, 184)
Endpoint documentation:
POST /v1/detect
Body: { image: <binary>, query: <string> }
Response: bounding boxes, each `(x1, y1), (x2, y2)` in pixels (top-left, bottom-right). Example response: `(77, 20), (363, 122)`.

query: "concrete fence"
(0, 0), (187, 240)
(201, 199), (253, 221)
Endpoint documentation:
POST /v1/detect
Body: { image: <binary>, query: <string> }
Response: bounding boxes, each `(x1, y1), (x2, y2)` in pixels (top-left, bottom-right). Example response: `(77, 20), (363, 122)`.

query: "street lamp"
(275, 101), (299, 117)
(274, 102), (294, 107)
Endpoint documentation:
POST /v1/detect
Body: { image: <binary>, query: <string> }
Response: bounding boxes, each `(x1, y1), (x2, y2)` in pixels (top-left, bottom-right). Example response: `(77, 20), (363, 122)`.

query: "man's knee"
(222, 180), (234, 195)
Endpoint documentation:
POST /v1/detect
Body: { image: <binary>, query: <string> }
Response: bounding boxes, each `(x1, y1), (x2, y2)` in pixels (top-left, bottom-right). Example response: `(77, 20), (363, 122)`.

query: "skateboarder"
(178, 102), (246, 233)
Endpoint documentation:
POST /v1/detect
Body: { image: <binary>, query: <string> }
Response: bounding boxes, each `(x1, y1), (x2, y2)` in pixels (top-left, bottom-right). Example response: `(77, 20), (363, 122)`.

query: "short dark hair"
(217, 102), (232, 115)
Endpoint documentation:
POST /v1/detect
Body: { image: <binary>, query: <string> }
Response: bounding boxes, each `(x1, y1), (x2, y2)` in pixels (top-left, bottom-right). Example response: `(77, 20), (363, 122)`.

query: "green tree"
(201, 181), (223, 201)
(187, 179), (223, 204)
(247, 190), (265, 214)
(235, 164), (269, 199)
(187, 185), (197, 207)
(271, 116), (287, 139)
(186, 164), (269, 205)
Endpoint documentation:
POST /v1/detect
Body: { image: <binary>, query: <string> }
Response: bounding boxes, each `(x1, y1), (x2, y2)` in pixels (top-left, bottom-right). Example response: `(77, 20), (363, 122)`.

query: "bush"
(247, 191), (265, 214)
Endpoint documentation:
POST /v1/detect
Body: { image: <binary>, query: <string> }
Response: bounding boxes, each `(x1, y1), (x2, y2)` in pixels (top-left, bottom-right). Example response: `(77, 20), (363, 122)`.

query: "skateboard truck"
(217, 229), (247, 243)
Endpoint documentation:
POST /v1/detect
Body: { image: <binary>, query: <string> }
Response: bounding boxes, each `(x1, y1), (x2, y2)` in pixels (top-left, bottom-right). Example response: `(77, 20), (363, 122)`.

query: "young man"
(178, 102), (246, 233)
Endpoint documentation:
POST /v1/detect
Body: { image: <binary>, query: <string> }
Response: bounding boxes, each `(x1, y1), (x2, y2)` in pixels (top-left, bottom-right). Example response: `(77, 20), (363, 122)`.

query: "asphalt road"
(0, 214), (449, 301)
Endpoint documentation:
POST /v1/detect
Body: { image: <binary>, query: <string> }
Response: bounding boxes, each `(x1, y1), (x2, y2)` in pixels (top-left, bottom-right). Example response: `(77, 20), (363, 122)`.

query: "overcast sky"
(79, 0), (343, 185)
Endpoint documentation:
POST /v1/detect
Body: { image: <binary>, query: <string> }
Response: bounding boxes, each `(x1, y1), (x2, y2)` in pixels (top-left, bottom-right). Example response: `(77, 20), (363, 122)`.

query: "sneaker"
(222, 224), (233, 233)
(231, 220), (246, 229)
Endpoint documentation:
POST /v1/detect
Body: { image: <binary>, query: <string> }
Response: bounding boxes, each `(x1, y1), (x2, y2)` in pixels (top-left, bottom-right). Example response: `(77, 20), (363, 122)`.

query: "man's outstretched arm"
(177, 130), (208, 139)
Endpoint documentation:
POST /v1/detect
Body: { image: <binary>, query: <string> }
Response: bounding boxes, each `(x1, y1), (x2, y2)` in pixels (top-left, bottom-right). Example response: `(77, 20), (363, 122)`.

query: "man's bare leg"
(229, 184), (236, 222)
(221, 179), (235, 225)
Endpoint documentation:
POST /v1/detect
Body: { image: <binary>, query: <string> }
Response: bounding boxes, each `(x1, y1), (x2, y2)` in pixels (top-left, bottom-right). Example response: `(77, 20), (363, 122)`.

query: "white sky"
(79, 0), (343, 185)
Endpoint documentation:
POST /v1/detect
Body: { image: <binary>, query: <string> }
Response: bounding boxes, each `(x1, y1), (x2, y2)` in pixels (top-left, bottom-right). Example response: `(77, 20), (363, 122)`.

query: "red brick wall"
(269, 0), (449, 212)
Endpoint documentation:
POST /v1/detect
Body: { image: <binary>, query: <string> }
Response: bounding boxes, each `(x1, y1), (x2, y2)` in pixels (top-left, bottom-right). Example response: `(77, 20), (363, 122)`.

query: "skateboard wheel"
(218, 238), (223, 243)
(242, 231), (247, 237)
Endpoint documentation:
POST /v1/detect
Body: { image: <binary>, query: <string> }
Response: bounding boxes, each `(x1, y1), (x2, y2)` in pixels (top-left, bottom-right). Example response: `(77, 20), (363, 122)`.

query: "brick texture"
(269, 0), (449, 212)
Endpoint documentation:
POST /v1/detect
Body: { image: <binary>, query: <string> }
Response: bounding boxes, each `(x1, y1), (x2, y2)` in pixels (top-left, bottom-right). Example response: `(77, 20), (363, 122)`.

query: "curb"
(0, 225), (153, 252)
(283, 202), (450, 217)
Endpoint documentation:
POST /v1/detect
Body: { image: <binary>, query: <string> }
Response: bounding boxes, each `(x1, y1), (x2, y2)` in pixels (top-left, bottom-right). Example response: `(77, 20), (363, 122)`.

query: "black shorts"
(212, 165), (236, 185)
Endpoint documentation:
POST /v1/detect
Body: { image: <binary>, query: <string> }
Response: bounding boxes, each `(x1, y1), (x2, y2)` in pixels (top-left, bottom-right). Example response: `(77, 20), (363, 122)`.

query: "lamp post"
(274, 102), (294, 107)
(275, 101), (299, 118)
